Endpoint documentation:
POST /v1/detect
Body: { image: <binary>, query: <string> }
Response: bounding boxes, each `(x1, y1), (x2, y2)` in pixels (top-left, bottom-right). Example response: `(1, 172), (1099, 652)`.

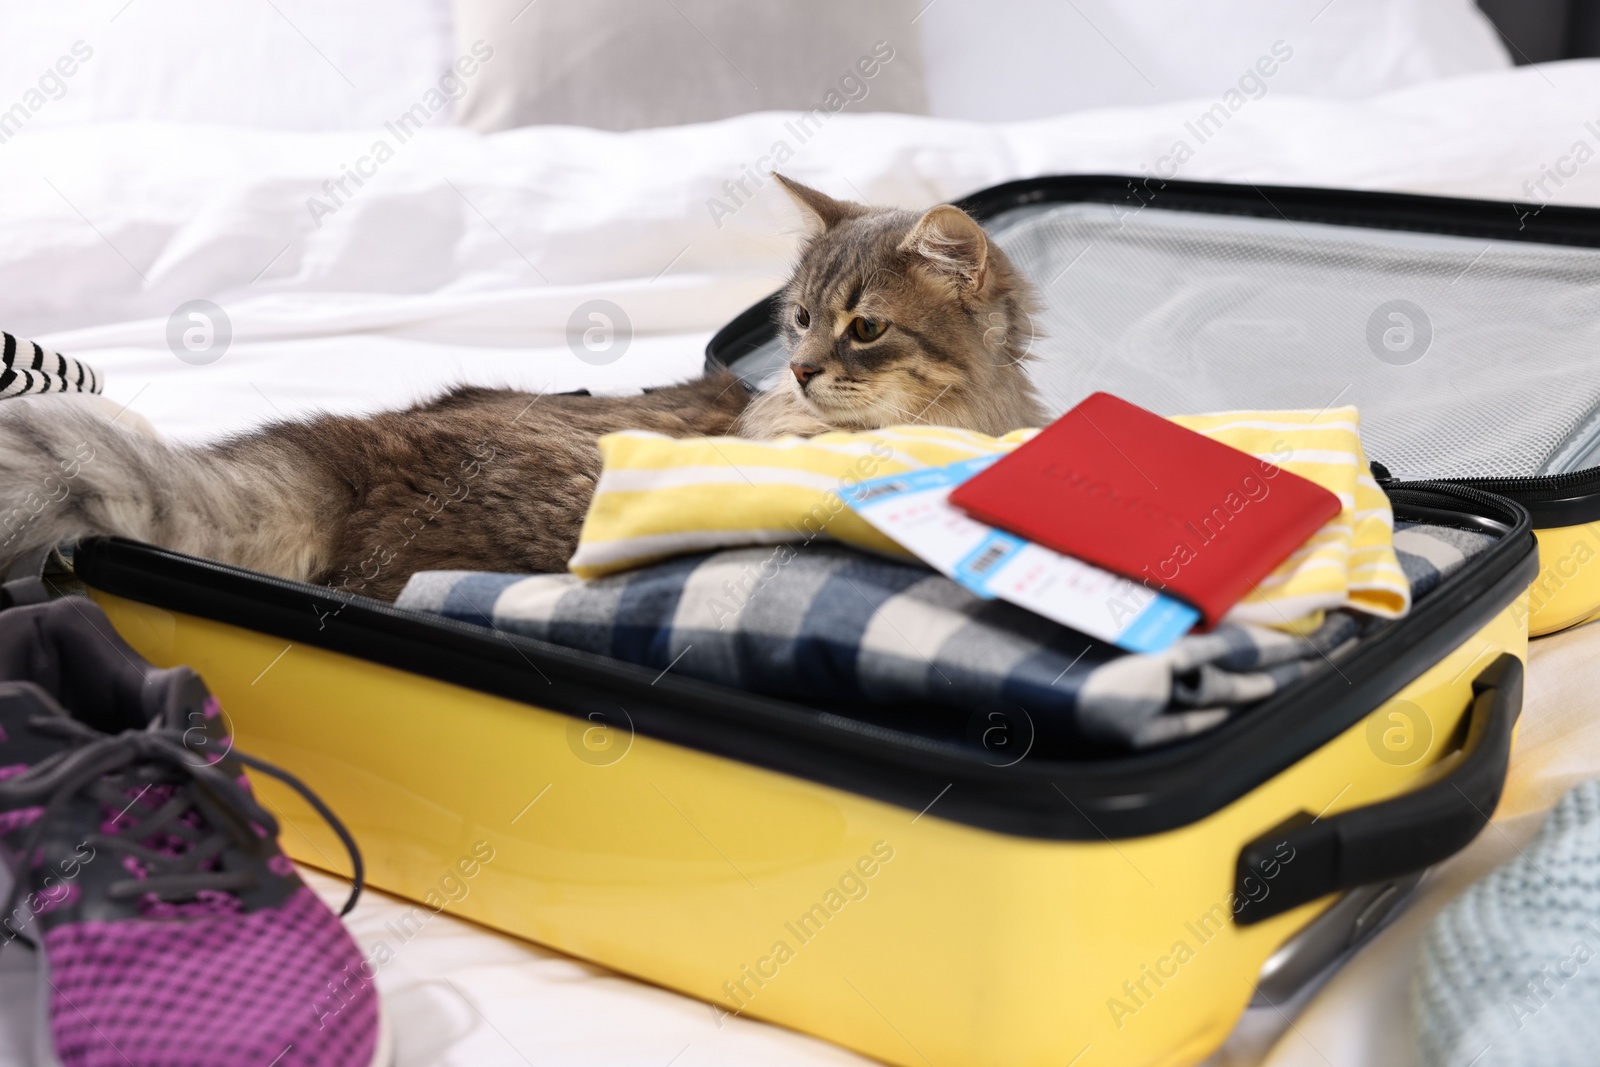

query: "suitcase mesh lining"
(728, 201), (1600, 480)
(986, 203), (1600, 480)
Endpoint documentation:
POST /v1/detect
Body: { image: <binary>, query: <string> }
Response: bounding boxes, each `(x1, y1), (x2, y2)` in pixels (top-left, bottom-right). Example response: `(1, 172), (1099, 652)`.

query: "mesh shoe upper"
(0, 598), (379, 1067)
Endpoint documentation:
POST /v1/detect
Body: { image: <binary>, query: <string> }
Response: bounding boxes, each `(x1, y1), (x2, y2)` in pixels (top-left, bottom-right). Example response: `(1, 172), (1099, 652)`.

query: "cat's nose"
(791, 362), (822, 386)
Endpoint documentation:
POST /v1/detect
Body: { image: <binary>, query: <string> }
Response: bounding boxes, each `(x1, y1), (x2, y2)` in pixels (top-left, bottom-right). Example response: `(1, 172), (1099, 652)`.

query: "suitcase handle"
(1232, 654), (1522, 926)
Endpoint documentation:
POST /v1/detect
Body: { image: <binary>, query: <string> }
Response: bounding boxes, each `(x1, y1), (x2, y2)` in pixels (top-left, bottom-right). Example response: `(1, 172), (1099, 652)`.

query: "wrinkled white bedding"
(3, 57), (1600, 1067)
(6, 59), (1600, 446)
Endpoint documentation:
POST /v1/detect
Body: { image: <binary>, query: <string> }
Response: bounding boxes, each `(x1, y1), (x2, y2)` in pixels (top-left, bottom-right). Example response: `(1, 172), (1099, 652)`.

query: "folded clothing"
(397, 521), (1489, 749)
(1414, 779), (1600, 1067)
(571, 406), (1406, 629)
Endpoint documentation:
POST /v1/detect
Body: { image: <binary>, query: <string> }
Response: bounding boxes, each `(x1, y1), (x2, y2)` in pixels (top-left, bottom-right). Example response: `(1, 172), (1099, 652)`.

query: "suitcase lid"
(706, 176), (1600, 526)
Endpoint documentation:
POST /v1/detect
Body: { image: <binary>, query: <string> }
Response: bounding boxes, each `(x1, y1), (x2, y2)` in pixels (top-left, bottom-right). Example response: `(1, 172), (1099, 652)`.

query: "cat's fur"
(0, 378), (747, 600)
(737, 175), (1043, 438)
(0, 177), (1043, 599)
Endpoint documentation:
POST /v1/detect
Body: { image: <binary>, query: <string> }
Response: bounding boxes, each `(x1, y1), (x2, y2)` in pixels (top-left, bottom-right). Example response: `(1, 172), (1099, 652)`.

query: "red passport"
(948, 393), (1342, 626)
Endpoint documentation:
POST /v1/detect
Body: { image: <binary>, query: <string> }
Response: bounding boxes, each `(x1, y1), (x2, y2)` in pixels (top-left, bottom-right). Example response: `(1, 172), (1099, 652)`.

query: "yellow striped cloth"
(569, 406), (1409, 627)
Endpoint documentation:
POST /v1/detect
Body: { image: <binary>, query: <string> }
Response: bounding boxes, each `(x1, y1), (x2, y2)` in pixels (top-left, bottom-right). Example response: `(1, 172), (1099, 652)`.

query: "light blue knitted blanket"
(1415, 779), (1600, 1065)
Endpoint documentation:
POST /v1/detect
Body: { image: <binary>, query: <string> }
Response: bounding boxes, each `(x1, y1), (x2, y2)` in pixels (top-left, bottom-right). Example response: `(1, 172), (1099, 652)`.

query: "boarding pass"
(840, 456), (1199, 653)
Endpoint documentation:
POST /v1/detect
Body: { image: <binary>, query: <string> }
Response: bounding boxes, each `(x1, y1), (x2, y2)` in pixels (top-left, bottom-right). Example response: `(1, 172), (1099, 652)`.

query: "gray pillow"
(453, 0), (928, 132)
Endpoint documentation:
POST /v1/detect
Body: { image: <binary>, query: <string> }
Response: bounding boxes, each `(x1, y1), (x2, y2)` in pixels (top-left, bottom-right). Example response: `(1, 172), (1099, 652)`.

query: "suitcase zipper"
(1372, 461), (1600, 528)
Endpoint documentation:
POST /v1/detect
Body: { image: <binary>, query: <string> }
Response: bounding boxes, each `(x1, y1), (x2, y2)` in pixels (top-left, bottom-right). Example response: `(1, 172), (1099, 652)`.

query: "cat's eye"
(851, 317), (888, 342)
(795, 306), (810, 328)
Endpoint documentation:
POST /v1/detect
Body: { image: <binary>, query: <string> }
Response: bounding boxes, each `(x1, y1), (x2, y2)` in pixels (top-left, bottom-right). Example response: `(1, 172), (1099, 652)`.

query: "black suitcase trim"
(72, 482), (1534, 842)
(705, 175), (1600, 527)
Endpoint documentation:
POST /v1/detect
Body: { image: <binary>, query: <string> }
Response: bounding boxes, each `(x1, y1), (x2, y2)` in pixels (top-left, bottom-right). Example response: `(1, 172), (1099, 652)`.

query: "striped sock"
(0, 332), (102, 399)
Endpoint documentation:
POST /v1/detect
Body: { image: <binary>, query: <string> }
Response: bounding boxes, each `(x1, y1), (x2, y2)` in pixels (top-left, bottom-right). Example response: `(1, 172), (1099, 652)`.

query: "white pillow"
(452, 0), (928, 133)
(917, 0), (1511, 121)
(0, 0), (456, 131)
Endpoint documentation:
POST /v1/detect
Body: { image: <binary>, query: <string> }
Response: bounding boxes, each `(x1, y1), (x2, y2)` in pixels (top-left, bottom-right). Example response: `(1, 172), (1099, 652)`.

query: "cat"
(737, 175), (1043, 439)
(0, 176), (1044, 601)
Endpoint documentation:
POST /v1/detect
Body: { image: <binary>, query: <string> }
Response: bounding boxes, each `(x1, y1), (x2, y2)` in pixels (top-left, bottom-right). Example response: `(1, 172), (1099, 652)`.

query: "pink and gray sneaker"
(0, 598), (391, 1067)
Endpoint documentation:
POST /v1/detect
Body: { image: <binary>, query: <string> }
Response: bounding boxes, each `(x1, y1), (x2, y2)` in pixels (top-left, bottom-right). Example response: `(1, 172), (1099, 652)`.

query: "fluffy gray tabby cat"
(0, 177), (1044, 600)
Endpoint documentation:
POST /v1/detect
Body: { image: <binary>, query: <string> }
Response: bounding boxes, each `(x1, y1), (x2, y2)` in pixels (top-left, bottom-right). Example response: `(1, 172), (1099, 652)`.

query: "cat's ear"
(774, 174), (861, 232)
(901, 205), (989, 292)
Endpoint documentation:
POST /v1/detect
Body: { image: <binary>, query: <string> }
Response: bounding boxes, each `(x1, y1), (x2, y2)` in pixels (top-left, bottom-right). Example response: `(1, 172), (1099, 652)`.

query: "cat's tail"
(0, 396), (336, 580)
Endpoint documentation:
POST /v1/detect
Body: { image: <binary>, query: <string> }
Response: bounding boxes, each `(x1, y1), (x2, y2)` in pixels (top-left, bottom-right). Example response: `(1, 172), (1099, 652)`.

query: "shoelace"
(0, 716), (363, 941)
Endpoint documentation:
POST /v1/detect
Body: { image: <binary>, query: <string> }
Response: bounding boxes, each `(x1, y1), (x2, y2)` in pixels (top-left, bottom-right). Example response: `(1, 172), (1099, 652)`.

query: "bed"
(3, 19), (1600, 1065)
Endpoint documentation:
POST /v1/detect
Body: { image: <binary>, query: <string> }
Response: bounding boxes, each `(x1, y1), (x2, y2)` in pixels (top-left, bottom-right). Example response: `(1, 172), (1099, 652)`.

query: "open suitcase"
(63, 175), (1591, 1067)
(716, 175), (1600, 639)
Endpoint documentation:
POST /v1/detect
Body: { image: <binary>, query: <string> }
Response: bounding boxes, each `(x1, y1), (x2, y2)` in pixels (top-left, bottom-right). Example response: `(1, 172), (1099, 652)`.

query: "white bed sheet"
(3, 57), (1600, 1067)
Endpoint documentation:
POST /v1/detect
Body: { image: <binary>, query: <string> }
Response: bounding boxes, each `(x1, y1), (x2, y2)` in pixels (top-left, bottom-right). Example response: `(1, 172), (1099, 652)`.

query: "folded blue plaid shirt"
(395, 522), (1492, 748)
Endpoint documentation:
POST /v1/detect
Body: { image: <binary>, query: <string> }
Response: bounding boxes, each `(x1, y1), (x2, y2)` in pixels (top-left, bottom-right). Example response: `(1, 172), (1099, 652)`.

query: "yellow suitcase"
(74, 472), (1534, 1067)
(62, 174), (1592, 1065)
